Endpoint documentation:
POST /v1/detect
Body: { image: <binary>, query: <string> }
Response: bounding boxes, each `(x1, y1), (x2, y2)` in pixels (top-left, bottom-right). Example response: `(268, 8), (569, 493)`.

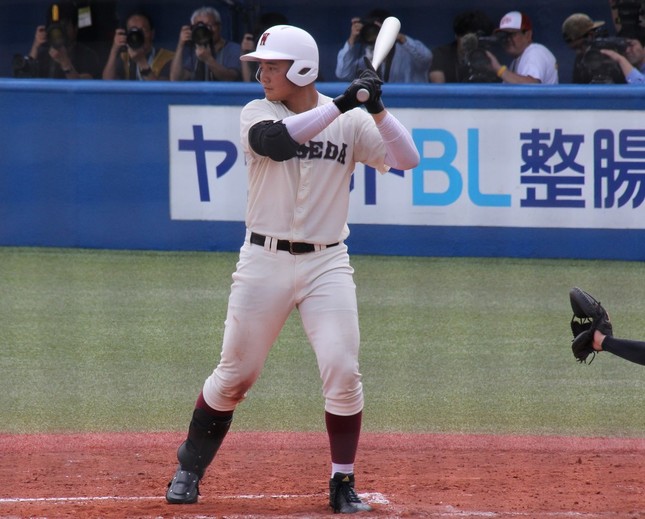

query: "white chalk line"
(429, 506), (645, 518)
(0, 492), (389, 505)
(433, 510), (641, 518)
(1, 495), (637, 518)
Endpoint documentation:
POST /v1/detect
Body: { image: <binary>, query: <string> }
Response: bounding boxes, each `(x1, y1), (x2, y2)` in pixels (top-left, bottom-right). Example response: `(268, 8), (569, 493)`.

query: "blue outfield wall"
(1, 78), (645, 260)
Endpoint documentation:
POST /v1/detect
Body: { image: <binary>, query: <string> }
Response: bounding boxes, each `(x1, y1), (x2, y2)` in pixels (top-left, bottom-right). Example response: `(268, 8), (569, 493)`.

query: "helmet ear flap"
(286, 59), (318, 86)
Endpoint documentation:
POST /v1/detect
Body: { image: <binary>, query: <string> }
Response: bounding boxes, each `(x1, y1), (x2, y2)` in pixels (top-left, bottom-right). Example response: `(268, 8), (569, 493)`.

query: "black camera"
(461, 32), (502, 83)
(578, 33), (629, 83)
(359, 17), (381, 45)
(590, 35), (630, 53)
(12, 54), (38, 78)
(191, 22), (213, 46)
(126, 27), (145, 50)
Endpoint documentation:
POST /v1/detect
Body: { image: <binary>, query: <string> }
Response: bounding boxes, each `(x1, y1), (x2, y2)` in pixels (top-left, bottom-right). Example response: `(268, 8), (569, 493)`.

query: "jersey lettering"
(296, 140), (347, 164)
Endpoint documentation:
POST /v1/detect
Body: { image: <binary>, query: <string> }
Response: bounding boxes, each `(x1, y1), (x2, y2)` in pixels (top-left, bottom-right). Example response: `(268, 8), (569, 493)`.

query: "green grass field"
(1, 247), (643, 437)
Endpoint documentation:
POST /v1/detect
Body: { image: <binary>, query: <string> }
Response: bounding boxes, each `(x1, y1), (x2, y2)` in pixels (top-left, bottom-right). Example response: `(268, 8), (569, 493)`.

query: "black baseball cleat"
(329, 472), (373, 514)
(166, 466), (200, 504)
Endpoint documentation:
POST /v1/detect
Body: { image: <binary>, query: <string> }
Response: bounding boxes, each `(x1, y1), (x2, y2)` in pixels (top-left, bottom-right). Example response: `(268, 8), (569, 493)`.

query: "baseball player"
(165, 24), (419, 513)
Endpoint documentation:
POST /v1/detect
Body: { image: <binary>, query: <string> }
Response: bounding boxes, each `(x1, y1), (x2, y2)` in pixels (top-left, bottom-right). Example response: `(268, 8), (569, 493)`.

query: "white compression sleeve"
(282, 102), (341, 144)
(377, 112), (420, 171)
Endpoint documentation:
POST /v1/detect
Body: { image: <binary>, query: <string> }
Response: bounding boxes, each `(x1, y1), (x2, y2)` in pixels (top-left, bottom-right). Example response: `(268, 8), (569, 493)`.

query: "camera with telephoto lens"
(126, 27), (145, 50)
(461, 32), (502, 83)
(191, 22), (213, 46)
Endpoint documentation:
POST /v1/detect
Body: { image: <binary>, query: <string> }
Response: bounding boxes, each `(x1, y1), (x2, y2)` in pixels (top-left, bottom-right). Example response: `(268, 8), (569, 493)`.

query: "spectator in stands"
(335, 9), (432, 83)
(240, 12), (289, 82)
(429, 9), (497, 83)
(600, 28), (645, 84)
(20, 1), (100, 79)
(170, 6), (241, 81)
(102, 11), (174, 81)
(561, 13), (624, 84)
(485, 11), (559, 84)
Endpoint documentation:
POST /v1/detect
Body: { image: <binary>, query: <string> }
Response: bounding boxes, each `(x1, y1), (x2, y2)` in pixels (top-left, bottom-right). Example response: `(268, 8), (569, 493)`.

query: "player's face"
(256, 60), (299, 101)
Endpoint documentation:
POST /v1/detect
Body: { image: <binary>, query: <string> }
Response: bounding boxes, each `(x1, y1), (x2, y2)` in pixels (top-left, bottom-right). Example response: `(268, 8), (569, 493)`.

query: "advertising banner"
(170, 106), (645, 230)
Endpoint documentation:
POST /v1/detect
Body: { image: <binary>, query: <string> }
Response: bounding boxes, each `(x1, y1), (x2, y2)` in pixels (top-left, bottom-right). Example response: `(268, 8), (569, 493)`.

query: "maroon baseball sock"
(195, 391), (234, 419)
(325, 410), (362, 465)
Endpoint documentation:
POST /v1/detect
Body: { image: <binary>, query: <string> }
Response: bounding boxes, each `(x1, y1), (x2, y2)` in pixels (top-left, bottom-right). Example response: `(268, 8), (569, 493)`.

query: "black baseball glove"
(569, 287), (613, 363)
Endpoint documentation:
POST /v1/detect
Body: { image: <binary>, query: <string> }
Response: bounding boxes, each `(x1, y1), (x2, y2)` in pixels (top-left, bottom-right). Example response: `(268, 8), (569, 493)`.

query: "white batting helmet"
(240, 25), (318, 86)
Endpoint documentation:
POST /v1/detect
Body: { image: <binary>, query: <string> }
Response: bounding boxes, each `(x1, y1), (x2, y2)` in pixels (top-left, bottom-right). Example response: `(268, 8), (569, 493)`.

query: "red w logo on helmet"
(259, 32), (270, 46)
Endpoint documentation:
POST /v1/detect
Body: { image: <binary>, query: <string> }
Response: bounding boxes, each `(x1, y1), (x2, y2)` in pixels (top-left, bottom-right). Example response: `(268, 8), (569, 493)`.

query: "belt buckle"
(289, 241), (303, 255)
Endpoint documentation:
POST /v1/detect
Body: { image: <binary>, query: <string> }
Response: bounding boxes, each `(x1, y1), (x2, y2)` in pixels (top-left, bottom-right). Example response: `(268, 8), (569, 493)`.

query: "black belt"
(250, 232), (339, 255)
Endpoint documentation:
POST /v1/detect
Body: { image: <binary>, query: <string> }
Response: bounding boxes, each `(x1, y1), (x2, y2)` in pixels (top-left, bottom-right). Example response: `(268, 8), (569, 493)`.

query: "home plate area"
(0, 431), (642, 518)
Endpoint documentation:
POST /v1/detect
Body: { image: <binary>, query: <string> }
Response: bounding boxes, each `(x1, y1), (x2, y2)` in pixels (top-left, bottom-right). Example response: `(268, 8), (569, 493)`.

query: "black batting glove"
(359, 56), (381, 81)
(362, 84), (384, 114)
(359, 57), (384, 114)
(333, 77), (371, 113)
(364, 95), (384, 114)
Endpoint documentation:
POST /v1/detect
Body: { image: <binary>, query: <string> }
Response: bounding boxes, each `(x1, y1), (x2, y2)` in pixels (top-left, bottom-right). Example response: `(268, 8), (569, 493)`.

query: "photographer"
(102, 11), (174, 81)
(335, 9), (432, 83)
(562, 13), (625, 84)
(601, 0), (645, 84)
(600, 28), (645, 84)
(485, 11), (559, 85)
(170, 6), (241, 82)
(429, 9), (498, 83)
(18, 1), (100, 79)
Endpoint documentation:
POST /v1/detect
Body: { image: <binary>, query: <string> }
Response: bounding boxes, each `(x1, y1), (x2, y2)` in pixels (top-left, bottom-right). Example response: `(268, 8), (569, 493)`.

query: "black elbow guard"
(248, 120), (300, 161)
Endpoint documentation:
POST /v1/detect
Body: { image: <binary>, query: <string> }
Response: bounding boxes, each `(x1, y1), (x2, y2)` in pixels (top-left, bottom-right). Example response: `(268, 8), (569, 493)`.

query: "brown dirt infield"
(0, 432), (642, 518)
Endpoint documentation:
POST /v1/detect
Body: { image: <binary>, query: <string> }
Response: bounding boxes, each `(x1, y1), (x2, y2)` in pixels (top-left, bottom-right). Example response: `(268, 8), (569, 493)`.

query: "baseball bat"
(356, 16), (401, 102)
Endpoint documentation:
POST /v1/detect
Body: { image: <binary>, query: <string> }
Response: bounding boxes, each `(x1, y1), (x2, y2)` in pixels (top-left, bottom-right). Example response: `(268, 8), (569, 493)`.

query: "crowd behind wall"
(0, 0), (626, 82)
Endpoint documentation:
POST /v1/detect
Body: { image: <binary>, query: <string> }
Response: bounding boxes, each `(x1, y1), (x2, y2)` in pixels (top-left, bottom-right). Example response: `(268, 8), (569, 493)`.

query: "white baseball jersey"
(240, 94), (389, 245)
